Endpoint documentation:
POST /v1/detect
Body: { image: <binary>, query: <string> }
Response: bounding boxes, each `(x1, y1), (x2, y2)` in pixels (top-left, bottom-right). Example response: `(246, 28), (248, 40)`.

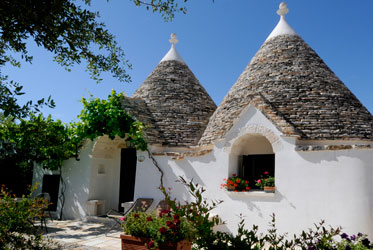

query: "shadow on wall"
(174, 160), (205, 186)
(358, 149), (373, 236)
(59, 157), (90, 220)
(155, 153), (217, 207)
(161, 151), (217, 197)
(297, 150), (338, 164)
(228, 189), (294, 219)
(160, 161), (192, 204)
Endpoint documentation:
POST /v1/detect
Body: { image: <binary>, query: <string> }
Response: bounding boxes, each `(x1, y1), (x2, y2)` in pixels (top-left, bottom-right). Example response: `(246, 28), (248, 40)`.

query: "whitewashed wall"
(134, 105), (373, 238)
(36, 105), (373, 238)
(32, 141), (93, 220)
(60, 137), (123, 219)
(57, 141), (94, 219)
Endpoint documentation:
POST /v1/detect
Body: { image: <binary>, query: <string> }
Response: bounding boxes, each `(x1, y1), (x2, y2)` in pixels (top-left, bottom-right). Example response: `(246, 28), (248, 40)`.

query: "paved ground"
(44, 219), (122, 250)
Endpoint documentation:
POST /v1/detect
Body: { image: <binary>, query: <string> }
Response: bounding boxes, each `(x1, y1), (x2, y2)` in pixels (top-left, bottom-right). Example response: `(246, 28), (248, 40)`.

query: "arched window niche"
(229, 133), (275, 191)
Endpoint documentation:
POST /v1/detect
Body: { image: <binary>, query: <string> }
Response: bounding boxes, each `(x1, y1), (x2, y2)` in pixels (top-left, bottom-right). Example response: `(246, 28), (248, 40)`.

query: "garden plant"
(0, 185), (59, 250)
(220, 173), (250, 192)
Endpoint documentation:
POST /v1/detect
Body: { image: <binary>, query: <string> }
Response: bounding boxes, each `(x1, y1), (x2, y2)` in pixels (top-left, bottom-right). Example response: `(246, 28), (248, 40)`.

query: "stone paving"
(44, 219), (122, 250)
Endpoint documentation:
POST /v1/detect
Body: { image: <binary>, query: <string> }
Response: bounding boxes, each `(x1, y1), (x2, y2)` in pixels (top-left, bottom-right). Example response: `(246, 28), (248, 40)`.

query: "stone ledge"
(224, 190), (275, 198)
(295, 144), (372, 151)
(152, 149), (213, 160)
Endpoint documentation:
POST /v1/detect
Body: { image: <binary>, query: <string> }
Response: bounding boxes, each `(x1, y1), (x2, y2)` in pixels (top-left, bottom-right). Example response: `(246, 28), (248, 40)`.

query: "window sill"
(224, 190), (275, 197)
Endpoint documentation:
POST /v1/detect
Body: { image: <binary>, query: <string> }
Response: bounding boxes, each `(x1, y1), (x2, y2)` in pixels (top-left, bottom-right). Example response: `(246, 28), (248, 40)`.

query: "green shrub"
(164, 176), (373, 250)
(122, 210), (196, 249)
(0, 185), (59, 250)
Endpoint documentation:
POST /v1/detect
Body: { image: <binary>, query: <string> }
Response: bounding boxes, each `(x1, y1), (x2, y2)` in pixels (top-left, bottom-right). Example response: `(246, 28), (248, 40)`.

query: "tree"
(0, 0), (189, 119)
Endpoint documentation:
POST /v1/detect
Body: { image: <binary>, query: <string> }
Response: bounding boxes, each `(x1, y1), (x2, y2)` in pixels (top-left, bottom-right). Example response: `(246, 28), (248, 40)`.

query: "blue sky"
(4, 0), (373, 123)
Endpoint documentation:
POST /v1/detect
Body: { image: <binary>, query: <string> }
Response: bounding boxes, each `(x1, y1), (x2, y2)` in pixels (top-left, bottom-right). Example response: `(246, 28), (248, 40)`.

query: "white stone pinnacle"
(160, 33), (185, 63)
(169, 33), (178, 45)
(266, 2), (298, 41)
(277, 2), (289, 16)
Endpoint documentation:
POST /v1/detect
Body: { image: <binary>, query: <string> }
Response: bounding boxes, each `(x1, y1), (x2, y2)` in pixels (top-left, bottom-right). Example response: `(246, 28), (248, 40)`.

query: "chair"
(155, 200), (171, 216)
(106, 198), (153, 235)
(35, 192), (52, 232)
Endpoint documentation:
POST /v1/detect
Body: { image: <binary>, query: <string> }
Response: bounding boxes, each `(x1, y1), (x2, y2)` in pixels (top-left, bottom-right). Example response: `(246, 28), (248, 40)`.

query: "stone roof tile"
(132, 60), (216, 147)
(199, 35), (373, 145)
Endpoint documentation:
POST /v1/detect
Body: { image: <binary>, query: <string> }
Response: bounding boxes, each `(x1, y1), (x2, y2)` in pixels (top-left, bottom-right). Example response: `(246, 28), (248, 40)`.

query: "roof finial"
(160, 33), (185, 63)
(169, 33), (178, 46)
(277, 2), (289, 16)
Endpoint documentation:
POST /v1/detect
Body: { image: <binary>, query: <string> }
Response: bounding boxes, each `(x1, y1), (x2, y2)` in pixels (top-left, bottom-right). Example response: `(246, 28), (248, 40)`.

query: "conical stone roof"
(128, 34), (216, 147)
(199, 3), (372, 146)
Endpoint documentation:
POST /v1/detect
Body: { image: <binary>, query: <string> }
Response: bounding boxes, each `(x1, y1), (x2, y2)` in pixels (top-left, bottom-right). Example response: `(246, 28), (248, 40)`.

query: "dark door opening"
(118, 148), (137, 211)
(42, 174), (60, 211)
(0, 159), (33, 196)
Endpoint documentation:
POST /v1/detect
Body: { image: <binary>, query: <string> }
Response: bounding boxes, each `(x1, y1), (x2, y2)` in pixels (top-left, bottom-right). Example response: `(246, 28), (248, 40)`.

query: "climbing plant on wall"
(0, 91), (147, 218)
(78, 90), (147, 151)
(0, 90), (147, 173)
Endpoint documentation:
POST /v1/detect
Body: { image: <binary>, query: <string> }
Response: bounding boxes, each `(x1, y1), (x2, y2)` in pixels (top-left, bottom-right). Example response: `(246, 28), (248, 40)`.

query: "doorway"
(42, 174), (60, 211)
(118, 148), (137, 211)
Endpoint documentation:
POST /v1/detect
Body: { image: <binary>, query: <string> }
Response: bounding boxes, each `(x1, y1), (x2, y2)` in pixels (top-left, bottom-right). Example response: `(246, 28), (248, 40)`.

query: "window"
(240, 154), (275, 189)
(230, 133), (275, 191)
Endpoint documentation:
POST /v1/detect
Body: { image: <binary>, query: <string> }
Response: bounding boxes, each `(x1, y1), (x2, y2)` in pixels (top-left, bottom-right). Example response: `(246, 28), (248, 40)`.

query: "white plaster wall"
(32, 141), (94, 220)
(32, 104), (372, 238)
(87, 147), (121, 212)
(32, 164), (55, 196)
(57, 141), (94, 220)
(134, 106), (373, 238)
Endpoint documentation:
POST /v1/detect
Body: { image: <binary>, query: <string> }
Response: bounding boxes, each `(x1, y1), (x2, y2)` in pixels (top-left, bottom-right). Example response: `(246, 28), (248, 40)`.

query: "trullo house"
(33, 2), (373, 237)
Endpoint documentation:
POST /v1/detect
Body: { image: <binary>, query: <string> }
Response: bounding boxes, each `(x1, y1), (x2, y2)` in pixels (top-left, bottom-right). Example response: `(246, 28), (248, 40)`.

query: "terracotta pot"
(120, 234), (192, 250)
(264, 186), (275, 193)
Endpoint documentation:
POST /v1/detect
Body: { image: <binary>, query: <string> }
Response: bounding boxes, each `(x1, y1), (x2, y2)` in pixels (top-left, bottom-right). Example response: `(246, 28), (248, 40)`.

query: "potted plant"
(255, 171), (275, 192)
(220, 174), (250, 192)
(121, 209), (196, 250)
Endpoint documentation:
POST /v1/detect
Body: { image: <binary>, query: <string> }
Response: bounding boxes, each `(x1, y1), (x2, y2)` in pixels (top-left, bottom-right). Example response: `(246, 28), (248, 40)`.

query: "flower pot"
(264, 186), (275, 193)
(226, 187), (235, 192)
(120, 234), (192, 250)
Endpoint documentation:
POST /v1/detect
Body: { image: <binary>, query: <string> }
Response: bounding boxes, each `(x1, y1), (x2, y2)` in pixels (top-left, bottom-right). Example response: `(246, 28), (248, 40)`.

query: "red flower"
(234, 190), (238, 192)
(264, 171), (269, 175)
(147, 240), (155, 249)
(134, 213), (139, 218)
(166, 221), (173, 227)
(236, 179), (241, 183)
(246, 187), (250, 190)
(245, 180), (248, 184)
(232, 173), (237, 177)
(234, 184), (238, 187)
(160, 209), (171, 217)
(257, 179), (261, 184)
(173, 214), (180, 220)
(159, 227), (168, 234)
(174, 218), (181, 225)
(146, 216), (153, 221)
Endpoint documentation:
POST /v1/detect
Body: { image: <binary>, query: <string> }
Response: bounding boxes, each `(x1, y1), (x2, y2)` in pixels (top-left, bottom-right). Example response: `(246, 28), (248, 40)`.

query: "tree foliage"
(0, 90), (147, 174)
(0, 113), (80, 171)
(0, 0), (190, 119)
(130, 0), (188, 21)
